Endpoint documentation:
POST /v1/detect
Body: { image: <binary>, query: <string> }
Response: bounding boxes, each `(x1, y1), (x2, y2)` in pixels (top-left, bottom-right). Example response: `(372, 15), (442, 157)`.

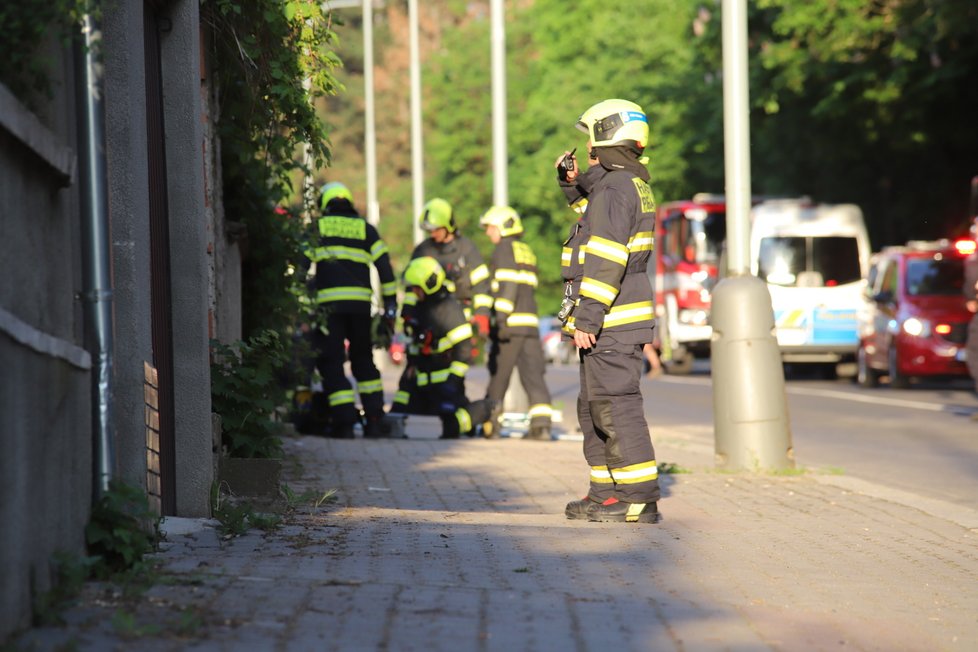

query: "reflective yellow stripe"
(561, 248), (572, 266)
(571, 198), (588, 214)
(580, 277), (618, 306)
(528, 404), (551, 418)
(417, 372), (429, 386)
(584, 235), (629, 266)
(506, 313), (539, 328)
(495, 298), (515, 313)
(358, 379), (383, 395)
(590, 465), (613, 484)
(317, 286), (373, 303)
(381, 281), (398, 296)
(603, 301), (654, 328)
(473, 294), (494, 310)
(313, 245), (372, 264)
(320, 216), (366, 239)
(470, 264), (490, 285)
(628, 231), (654, 252)
(393, 390), (410, 405)
(495, 269), (538, 287)
(449, 361), (469, 377)
(455, 408), (473, 433)
(329, 389), (355, 407)
(429, 369), (451, 384)
(370, 239), (389, 260)
(437, 323), (474, 352)
(610, 460), (658, 485)
(403, 293), (418, 307)
(445, 279), (457, 293)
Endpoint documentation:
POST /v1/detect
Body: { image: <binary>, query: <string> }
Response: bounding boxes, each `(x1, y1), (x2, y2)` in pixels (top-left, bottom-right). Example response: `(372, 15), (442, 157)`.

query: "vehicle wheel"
(888, 346), (910, 389)
(856, 347), (878, 388)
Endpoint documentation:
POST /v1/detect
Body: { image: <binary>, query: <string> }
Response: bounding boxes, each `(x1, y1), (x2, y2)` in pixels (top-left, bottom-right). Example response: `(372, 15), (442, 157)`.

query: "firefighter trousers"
(486, 334), (552, 428)
(390, 365), (491, 437)
(578, 335), (660, 504)
(312, 312), (384, 426)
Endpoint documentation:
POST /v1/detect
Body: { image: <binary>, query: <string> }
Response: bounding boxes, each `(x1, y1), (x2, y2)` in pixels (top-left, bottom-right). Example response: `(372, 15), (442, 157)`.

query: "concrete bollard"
(710, 275), (794, 470)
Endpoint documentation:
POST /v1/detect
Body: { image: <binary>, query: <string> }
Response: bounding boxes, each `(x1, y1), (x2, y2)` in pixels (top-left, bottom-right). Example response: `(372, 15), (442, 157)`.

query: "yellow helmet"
(575, 99), (649, 149)
(479, 205), (523, 237)
(420, 198), (456, 233)
(403, 256), (446, 296)
(320, 182), (353, 210)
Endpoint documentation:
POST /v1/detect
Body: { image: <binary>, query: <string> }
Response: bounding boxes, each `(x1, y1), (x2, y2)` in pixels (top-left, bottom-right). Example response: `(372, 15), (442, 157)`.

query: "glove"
(472, 314), (490, 338)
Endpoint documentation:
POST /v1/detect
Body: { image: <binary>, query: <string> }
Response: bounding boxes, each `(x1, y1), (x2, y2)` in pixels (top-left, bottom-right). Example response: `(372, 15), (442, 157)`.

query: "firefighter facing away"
(307, 182), (398, 439)
(389, 257), (492, 438)
(479, 206), (553, 441)
(403, 198), (493, 338)
(559, 99), (661, 523)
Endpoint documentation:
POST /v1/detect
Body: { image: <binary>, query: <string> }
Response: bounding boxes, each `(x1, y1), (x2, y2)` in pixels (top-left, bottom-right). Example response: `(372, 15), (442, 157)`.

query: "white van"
(749, 199), (871, 363)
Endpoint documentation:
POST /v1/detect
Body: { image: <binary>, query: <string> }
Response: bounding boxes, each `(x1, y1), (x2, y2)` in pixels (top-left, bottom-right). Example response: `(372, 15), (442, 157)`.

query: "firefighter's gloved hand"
(472, 314), (490, 338)
(373, 315), (394, 349)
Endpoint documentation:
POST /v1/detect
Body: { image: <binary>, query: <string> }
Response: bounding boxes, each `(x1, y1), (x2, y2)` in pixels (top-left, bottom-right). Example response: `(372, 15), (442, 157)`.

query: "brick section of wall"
(144, 362), (162, 516)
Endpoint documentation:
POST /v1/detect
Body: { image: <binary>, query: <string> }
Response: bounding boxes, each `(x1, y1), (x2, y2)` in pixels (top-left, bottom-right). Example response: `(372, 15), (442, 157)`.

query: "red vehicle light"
(954, 239), (976, 256)
(935, 323), (952, 336)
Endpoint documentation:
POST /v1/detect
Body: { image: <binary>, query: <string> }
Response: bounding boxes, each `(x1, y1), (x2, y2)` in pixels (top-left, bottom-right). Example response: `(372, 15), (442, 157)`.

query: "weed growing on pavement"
(32, 552), (99, 626)
(658, 462), (691, 474)
(86, 480), (161, 578)
(513, 567), (530, 573)
(281, 483), (337, 511)
(111, 610), (163, 638)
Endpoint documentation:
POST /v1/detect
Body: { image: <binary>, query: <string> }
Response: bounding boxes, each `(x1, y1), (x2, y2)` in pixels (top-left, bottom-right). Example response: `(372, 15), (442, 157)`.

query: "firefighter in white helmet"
(558, 99), (662, 523)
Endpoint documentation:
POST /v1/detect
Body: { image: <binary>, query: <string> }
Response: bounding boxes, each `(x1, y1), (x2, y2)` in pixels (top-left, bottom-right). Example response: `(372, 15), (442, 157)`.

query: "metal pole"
(362, 0), (380, 226)
(710, 0), (793, 470)
(76, 9), (116, 496)
(490, 0), (507, 206)
(408, 0), (424, 243)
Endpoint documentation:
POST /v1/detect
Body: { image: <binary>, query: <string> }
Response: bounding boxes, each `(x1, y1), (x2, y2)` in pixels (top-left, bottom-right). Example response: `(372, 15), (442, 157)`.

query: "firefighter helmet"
(479, 205), (523, 237)
(575, 99), (649, 149)
(320, 182), (353, 210)
(420, 197), (456, 233)
(403, 256), (446, 296)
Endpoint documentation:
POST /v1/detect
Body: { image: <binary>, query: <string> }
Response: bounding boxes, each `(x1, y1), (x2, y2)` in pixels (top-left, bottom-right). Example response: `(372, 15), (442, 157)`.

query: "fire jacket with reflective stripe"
(562, 167), (656, 337)
(309, 207), (397, 315)
(490, 235), (541, 336)
(402, 234), (492, 317)
(404, 290), (474, 382)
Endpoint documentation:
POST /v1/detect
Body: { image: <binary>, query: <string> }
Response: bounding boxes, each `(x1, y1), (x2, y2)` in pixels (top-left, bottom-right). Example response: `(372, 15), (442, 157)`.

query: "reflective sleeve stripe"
(370, 240), (389, 261)
(603, 301), (654, 328)
(449, 360), (469, 377)
(329, 389), (356, 407)
(437, 323), (474, 352)
(610, 460), (658, 484)
(312, 246), (372, 264)
(445, 279), (457, 293)
(571, 198), (588, 214)
(403, 293), (418, 307)
(589, 465), (614, 484)
(473, 294), (494, 310)
(584, 235), (629, 266)
(578, 249), (586, 265)
(561, 248), (572, 266)
(317, 287), (373, 303)
(580, 278), (618, 306)
(495, 298), (515, 313)
(393, 390), (410, 407)
(417, 372), (429, 386)
(429, 369), (451, 384)
(628, 231), (654, 252)
(528, 404), (551, 418)
(357, 379), (383, 395)
(469, 264), (490, 285)
(455, 408), (472, 433)
(381, 281), (398, 297)
(505, 313), (539, 328)
(495, 269), (538, 287)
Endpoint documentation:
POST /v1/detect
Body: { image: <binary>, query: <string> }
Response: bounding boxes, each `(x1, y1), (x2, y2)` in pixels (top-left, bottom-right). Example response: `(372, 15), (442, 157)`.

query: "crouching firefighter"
(389, 257), (493, 438)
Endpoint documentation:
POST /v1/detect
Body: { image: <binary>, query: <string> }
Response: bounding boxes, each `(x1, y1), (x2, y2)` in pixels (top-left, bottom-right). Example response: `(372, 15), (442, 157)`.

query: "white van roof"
(750, 200), (866, 238)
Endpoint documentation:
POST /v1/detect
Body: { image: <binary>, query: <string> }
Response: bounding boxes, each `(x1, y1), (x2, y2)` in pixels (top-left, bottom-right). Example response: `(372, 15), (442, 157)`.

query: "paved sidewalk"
(13, 415), (978, 652)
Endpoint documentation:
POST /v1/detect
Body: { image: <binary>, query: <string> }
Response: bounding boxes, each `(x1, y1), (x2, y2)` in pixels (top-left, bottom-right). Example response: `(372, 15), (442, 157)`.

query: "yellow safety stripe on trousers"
(473, 294), (494, 310)
(494, 297), (515, 314)
(317, 286), (373, 303)
(610, 460), (658, 485)
(627, 231), (654, 253)
(528, 403), (551, 419)
(319, 215), (366, 239)
(455, 407), (473, 434)
(393, 390), (410, 406)
(370, 239), (389, 261)
(470, 264), (490, 285)
(579, 277), (619, 306)
(312, 245), (371, 264)
(329, 389), (355, 407)
(437, 323), (474, 353)
(495, 268), (538, 287)
(561, 247), (572, 267)
(584, 235), (629, 266)
(602, 301), (654, 328)
(381, 281), (398, 297)
(506, 313), (539, 328)
(590, 465), (614, 484)
(357, 379), (383, 395)
(449, 360), (469, 377)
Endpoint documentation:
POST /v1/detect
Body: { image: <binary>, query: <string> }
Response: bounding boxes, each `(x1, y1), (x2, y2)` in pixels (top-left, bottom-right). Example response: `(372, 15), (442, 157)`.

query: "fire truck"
(650, 194), (727, 373)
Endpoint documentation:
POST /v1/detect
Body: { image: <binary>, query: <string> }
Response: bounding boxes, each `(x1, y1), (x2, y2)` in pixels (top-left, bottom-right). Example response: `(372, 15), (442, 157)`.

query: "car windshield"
(688, 212), (726, 263)
(905, 257), (964, 296)
(758, 236), (861, 287)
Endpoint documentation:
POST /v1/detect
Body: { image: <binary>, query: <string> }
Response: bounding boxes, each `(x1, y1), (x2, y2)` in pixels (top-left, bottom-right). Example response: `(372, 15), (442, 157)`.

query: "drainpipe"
(75, 8), (116, 497)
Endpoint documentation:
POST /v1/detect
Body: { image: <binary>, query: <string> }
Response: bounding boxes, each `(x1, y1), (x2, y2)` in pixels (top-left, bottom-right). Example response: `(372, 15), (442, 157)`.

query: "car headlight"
(902, 317), (931, 338)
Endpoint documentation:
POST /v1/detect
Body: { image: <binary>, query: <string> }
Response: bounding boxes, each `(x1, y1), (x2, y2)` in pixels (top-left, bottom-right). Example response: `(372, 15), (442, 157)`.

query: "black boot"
(327, 421), (356, 439)
(362, 414), (389, 439)
(564, 496), (601, 520)
(587, 499), (661, 524)
(525, 424), (552, 441)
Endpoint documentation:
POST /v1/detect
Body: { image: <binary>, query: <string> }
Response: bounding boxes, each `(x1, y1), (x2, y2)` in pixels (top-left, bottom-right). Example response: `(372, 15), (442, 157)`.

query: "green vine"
(203, 0), (343, 338)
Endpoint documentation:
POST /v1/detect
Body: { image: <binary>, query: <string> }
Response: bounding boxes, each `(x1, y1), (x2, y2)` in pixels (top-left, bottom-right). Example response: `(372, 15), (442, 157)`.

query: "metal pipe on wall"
(75, 9), (116, 497)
